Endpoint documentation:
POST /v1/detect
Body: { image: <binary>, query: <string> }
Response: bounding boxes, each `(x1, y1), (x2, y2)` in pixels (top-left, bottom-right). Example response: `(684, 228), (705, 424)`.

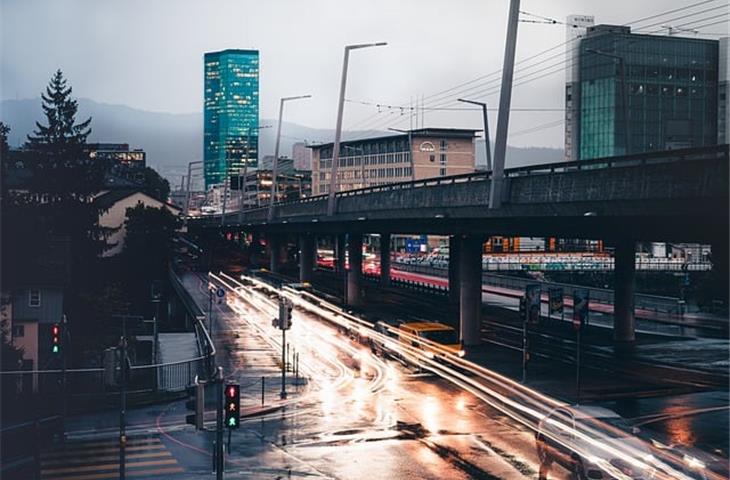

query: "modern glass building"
(204, 49), (259, 188)
(575, 25), (719, 160)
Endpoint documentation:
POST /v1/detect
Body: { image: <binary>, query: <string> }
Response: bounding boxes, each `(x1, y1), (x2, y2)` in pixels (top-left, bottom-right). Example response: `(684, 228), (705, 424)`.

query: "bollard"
(261, 376), (265, 406)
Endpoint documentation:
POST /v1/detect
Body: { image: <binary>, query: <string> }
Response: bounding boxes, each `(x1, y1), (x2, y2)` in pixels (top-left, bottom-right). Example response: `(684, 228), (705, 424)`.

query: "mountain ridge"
(1, 97), (564, 183)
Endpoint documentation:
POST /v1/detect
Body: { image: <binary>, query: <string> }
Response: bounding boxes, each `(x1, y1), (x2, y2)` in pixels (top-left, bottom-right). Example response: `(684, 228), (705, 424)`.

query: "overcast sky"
(1, 0), (726, 148)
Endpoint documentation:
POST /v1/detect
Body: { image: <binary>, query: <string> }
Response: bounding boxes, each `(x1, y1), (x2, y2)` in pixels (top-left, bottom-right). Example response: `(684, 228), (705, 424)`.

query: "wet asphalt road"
(55, 271), (728, 479)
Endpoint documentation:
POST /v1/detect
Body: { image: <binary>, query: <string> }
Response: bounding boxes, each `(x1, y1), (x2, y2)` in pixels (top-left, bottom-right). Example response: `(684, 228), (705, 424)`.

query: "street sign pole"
(576, 325), (582, 404)
(280, 327), (287, 399)
(522, 317), (527, 383)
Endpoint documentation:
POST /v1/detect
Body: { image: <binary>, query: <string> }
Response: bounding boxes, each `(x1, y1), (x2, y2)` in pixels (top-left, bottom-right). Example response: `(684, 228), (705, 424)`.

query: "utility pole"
(61, 314), (68, 435)
(327, 42), (387, 215)
(489, 0), (520, 209)
(119, 317), (128, 480)
(457, 98), (492, 171)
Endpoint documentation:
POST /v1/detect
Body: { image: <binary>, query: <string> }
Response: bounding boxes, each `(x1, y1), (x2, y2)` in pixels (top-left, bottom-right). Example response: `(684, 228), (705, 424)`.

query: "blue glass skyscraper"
(204, 49), (259, 188)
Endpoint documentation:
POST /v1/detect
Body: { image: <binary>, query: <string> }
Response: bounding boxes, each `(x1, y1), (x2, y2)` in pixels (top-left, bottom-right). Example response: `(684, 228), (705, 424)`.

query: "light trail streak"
(215, 272), (723, 480)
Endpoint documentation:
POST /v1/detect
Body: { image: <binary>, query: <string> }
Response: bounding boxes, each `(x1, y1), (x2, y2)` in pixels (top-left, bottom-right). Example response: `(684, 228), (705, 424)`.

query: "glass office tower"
(204, 49), (259, 188)
(578, 25), (719, 160)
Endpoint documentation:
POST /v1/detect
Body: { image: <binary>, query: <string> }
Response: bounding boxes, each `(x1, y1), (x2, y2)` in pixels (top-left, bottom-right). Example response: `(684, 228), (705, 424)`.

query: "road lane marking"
(41, 458), (178, 475)
(42, 466), (184, 480)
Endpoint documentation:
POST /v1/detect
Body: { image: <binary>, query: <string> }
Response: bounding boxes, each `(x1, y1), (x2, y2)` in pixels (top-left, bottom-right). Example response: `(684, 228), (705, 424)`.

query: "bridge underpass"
(189, 145), (729, 352)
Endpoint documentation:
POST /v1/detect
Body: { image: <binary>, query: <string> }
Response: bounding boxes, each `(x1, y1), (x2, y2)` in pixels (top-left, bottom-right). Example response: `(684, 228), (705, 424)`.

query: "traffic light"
(278, 300), (293, 330)
(51, 323), (62, 354)
(224, 383), (240, 429)
(185, 381), (204, 430)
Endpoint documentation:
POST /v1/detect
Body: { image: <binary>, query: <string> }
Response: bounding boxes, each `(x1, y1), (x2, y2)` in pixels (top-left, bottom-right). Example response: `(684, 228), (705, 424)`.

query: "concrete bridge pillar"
(267, 235), (285, 273)
(613, 238), (636, 347)
(299, 234), (315, 284)
(335, 234), (347, 275)
(448, 235), (461, 304)
(380, 233), (391, 287)
(459, 235), (483, 347)
(347, 234), (363, 307)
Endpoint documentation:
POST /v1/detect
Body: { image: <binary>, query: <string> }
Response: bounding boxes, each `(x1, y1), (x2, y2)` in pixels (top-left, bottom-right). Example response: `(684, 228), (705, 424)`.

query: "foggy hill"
(1, 97), (563, 184)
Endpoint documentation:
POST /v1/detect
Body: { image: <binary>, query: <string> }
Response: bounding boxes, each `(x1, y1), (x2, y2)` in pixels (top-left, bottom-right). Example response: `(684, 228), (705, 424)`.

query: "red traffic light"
(227, 385), (238, 398)
(52, 324), (60, 336)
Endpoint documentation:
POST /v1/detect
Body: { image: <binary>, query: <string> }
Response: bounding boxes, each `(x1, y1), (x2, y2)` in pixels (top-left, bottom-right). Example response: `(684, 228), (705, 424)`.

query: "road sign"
(216, 287), (225, 298)
(572, 288), (589, 331)
(548, 287), (564, 315)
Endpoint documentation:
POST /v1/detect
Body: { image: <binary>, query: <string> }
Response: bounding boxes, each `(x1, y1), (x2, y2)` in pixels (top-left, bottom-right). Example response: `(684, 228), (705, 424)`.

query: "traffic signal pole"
(215, 366), (224, 480)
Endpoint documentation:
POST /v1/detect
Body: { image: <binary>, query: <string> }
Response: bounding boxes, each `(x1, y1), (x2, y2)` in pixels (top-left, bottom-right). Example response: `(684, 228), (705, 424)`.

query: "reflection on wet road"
(209, 272), (727, 480)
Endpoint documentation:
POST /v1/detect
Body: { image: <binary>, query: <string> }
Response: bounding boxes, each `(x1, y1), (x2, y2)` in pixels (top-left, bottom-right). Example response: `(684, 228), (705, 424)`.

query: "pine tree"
(27, 69), (92, 154)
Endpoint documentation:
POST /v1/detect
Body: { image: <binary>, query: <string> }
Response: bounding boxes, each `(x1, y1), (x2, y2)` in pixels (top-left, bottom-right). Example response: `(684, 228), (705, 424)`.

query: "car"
(397, 322), (465, 360)
(536, 405), (656, 480)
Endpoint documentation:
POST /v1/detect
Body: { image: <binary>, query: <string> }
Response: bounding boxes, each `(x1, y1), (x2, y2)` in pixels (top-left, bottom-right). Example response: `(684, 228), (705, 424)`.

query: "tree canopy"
(27, 69), (92, 154)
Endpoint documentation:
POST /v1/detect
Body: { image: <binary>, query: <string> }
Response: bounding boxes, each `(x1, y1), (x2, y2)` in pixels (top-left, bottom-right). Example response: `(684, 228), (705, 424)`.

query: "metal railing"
(394, 258), (713, 272)
(1, 271), (216, 407)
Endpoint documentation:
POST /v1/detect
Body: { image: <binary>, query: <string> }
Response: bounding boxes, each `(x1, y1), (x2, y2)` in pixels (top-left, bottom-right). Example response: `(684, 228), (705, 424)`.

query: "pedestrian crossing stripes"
(40, 435), (184, 480)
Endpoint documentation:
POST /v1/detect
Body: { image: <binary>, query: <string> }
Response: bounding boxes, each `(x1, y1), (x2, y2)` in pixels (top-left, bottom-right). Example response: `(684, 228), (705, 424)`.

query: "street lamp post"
(457, 98), (492, 171)
(387, 128), (415, 181)
(327, 42), (387, 215)
(489, 0), (520, 209)
(268, 95), (311, 221)
(586, 49), (631, 156)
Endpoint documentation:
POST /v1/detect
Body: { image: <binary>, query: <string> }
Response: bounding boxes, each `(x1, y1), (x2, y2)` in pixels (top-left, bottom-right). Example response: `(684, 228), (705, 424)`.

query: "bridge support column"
(613, 238), (636, 348)
(459, 235), (483, 347)
(335, 234), (346, 275)
(449, 235), (461, 304)
(299, 234), (315, 284)
(268, 235), (282, 273)
(380, 233), (391, 287)
(347, 234), (363, 307)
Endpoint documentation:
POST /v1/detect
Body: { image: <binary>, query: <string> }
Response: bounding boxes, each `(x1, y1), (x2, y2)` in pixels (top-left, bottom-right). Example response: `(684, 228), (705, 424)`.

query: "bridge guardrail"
(192, 144), (728, 223)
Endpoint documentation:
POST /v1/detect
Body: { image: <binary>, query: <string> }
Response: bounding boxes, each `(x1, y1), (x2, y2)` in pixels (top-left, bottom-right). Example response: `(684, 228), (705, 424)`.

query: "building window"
(12, 325), (24, 338)
(28, 289), (41, 307)
(429, 155), (435, 162)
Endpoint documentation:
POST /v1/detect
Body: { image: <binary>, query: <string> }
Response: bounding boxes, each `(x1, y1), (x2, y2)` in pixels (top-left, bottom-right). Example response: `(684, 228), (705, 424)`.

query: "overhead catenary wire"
(344, 0), (729, 138)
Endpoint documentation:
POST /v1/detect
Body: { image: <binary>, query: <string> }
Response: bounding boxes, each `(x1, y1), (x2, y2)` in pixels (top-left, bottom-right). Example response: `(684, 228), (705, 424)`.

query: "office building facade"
(564, 14), (596, 162)
(204, 49), (259, 188)
(310, 128), (476, 195)
(292, 142), (313, 170)
(566, 25), (721, 160)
